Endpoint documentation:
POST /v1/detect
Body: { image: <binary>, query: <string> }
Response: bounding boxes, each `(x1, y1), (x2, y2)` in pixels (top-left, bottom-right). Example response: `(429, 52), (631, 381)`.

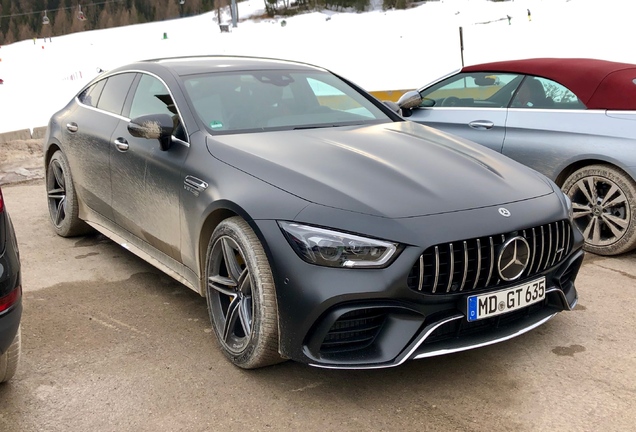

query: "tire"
(46, 150), (91, 237)
(205, 217), (284, 369)
(562, 164), (636, 256)
(0, 326), (21, 383)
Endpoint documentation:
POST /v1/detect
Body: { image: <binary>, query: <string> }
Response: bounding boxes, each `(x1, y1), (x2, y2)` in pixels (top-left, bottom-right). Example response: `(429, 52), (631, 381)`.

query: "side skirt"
(83, 211), (203, 296)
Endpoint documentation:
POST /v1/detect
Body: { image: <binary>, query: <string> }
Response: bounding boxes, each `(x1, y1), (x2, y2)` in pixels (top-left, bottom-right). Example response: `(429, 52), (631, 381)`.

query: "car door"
(407, 72), (522, 153)
(502, 76), (589, 180)
(63, 75), (135, 220)
(110, 73), (189, 261)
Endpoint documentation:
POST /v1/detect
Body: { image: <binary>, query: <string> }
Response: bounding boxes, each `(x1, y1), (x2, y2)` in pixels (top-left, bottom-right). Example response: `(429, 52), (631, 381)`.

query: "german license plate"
(467, 277), (546, 322)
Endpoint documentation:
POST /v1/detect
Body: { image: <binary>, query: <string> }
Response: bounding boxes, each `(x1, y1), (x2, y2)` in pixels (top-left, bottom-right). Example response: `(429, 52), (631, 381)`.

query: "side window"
(96, 73), (136, 115)
(420, 73), (521, 108)
(512, 76), (585, 109)
(78, 79), (107, 108)
(130, 74), (186, 141)
(130, 74), (177, 119)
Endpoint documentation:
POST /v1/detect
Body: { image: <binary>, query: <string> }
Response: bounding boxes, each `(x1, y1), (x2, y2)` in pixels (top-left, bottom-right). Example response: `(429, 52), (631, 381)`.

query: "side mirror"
(397, 91), (423, 110)
(128, 114), (174, 151)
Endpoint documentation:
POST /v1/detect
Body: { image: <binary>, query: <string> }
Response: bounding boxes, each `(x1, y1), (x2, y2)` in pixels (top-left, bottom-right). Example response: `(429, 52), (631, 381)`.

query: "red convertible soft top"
(462, 58), (636, 110)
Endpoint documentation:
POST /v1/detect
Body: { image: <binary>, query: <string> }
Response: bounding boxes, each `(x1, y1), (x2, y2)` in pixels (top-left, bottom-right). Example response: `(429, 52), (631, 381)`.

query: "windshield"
(183, 69), (390, 133)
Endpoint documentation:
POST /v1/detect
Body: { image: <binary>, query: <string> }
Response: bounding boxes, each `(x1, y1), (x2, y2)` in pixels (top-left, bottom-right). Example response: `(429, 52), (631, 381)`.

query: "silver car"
(397, 58), (636, 256)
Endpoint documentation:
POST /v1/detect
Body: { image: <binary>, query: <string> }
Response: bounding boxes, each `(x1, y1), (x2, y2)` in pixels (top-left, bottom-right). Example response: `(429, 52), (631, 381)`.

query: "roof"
(145, 55), (325, 76)
(462, 58), (636, 110)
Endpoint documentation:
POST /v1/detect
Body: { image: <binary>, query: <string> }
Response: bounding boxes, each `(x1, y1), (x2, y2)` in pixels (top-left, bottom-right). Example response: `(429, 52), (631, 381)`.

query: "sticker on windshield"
(209, 120), (223, 129)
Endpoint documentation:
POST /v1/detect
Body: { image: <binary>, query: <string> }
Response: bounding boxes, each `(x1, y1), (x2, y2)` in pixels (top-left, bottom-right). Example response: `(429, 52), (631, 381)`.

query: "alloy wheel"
(569, 175), (630, 247)
(207, 236), (253, 354)
(47, 159), (68, 227)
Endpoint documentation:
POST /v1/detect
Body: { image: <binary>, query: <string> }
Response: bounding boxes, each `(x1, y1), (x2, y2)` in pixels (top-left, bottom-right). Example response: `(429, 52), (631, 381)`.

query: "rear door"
(65, 73), (136, 220)
(407, 72), (522, 152)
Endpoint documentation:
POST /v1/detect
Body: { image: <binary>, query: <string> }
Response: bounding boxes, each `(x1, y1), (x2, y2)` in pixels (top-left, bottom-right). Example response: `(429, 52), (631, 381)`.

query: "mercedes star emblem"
(498, 207), (511, 217)
(498, 236), (531, 281)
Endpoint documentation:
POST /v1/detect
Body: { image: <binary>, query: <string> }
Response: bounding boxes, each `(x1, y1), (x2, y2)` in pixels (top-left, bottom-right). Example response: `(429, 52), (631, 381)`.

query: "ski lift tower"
(230, 0), (238, 27)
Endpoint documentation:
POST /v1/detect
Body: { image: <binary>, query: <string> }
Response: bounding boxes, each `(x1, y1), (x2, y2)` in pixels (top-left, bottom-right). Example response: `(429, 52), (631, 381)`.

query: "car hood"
(206, 121), (554, 218)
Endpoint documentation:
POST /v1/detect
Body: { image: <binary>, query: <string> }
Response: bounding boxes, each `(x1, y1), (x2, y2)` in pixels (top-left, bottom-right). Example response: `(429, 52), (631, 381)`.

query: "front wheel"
(0, 326), (21, 383)
(562, 164), (636, 255)
(205, 217), (284, 369)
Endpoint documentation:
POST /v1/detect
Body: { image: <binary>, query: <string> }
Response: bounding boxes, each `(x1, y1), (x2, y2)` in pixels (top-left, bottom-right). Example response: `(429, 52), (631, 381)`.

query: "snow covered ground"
(0, 0), (631, 134)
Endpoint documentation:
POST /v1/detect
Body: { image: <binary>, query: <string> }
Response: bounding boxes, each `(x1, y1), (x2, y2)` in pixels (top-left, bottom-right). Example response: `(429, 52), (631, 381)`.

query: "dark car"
(397, 58), (636, 256)
(44, 56), (583, 369)
(0, 186), (22, 382)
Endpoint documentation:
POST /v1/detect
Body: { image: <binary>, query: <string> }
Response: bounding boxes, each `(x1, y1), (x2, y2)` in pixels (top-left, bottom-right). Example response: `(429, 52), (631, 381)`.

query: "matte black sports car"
(44, 56), (584, 369)
(0, 186), (22, 382)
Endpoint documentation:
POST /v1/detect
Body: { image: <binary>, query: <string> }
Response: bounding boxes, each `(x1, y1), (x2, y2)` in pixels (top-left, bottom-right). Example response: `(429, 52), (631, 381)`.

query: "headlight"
(278, 222), (399, 268)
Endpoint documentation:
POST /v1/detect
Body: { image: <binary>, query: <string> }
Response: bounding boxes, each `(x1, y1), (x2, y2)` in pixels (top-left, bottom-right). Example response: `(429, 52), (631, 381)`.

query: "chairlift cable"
(0, 0), (124, 20)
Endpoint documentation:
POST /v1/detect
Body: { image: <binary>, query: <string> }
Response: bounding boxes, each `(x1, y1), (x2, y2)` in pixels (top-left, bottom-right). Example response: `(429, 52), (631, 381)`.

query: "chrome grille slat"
(472, 239), (482, 290)
(530, 227), (537, 274)
(417, 255), (424, 291)
(446, 243), (455, 293)
(539, 226), (546, 270)
(412, 220), (573, 295)
(545, 224), (553, 268)
(432, 246), (440, 293)
(552, 223), (560, 266)
(560, 220), (567, 261)
(459, 241), (468, 292)
(485, 237), (494, 287)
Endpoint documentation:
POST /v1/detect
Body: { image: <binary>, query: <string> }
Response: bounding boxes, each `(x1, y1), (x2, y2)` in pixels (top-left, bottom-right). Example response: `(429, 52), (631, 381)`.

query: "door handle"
(66, 122), (78, 132)
(468, 120), (494, 130)
(114, 138), (129, 152)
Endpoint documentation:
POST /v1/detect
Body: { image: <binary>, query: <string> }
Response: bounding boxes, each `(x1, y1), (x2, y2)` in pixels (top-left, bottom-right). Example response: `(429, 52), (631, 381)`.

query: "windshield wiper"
(293, 123), (362, 130)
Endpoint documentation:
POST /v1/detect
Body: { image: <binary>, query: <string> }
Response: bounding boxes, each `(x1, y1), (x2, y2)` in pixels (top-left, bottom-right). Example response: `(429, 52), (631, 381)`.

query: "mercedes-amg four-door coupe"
(44, 56), (583, 369)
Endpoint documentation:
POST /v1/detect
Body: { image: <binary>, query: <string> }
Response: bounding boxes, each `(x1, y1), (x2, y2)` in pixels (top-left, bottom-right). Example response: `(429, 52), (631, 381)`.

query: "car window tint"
(96, 73), (136, 115)
(130, 74), (187, 141)
(130, 74), (178, 119)
(78, 79), (106, 108)
(184, 70), (388, 133)
(306, 78), (376, 118)
(420, 73), (521, 108)
(511, 76), (586, 109)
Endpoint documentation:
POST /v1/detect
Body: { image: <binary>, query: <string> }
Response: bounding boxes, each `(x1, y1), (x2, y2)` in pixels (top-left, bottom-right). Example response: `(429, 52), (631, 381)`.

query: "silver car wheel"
(564, 164), (636, 255)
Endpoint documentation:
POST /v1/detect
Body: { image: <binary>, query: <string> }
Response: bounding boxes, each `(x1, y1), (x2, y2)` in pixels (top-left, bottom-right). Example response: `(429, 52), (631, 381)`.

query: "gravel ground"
(0, 139), (44, 186)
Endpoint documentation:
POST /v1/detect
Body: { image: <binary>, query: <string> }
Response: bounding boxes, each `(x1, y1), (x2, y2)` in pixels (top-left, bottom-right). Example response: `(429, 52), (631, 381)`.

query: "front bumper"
(306, 250), (582, 370)
(254, 205), (584, 369)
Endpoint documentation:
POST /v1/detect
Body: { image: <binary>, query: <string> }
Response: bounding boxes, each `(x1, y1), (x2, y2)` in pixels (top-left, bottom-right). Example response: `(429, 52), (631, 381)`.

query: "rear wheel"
(205, 217), (284, 369)
(46, 150), (91, 237)
(562, 164), (636, 255)
(0, 326), (21, 383)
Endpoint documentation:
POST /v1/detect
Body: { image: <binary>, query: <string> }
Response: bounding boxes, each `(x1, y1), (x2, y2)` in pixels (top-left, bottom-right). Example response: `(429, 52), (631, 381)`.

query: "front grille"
(408, 220), (573, 294)
(320, 308), (388, 354)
